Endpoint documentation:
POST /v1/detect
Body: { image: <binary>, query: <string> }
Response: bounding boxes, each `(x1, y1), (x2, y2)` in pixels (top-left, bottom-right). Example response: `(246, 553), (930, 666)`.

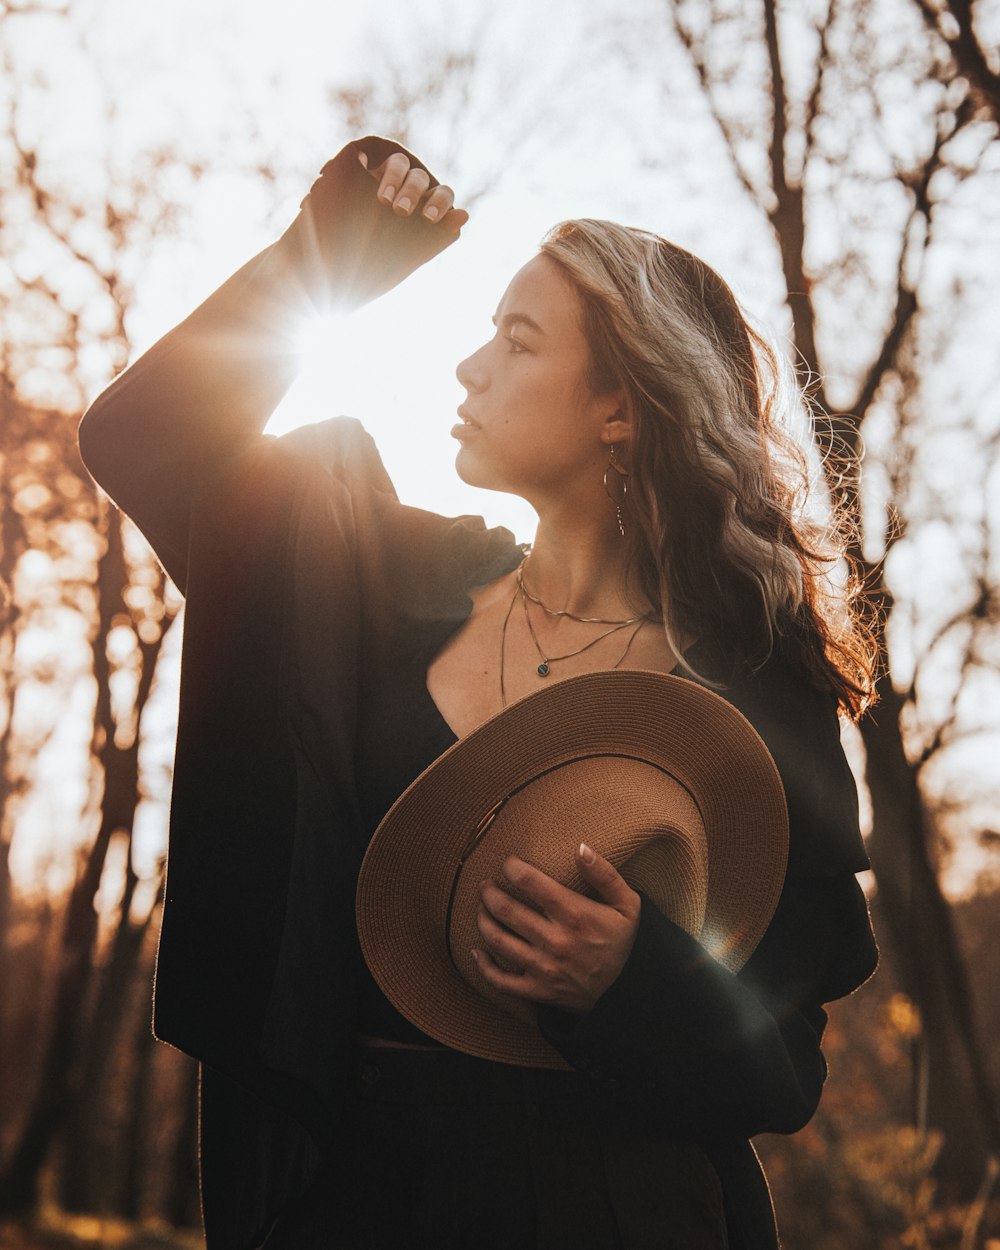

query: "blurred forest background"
(1, 0), (999, 1246)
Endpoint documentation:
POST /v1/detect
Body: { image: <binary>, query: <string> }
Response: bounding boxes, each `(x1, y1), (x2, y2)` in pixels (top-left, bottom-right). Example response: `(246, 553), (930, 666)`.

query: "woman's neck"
(525, 515), (650, 620)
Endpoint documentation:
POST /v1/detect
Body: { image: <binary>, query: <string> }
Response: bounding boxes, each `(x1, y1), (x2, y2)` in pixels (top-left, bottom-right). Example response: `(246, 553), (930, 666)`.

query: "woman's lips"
(452, 407), (481, 440)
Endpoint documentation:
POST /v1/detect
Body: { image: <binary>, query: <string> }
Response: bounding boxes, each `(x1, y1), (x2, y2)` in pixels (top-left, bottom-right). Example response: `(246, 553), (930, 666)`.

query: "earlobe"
(602, 406), (632, 448)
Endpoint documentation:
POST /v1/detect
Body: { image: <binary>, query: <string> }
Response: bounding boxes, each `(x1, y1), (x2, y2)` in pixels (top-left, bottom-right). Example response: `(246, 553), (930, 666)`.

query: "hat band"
(443, 751), (703, 969)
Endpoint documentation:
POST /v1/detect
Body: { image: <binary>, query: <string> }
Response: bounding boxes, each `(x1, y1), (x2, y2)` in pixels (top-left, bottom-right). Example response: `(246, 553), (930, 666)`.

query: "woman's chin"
(453, 445), (493, 489)
(453, 444), (528, 498)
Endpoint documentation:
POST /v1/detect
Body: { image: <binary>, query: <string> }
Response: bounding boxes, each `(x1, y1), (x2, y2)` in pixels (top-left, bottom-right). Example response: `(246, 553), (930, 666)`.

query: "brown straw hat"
(356, 670), (788, 1068)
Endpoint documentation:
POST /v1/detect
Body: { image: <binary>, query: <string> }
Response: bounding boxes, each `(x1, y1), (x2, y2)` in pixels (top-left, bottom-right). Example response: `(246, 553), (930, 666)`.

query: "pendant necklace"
(520, 588), (636, 676)
(499, 581), (647, 707)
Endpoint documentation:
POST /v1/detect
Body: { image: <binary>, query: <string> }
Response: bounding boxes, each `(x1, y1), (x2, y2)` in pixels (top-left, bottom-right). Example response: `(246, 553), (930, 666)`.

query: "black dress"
(260, 638), (731, 1249)
(78, 137), (879, 1250)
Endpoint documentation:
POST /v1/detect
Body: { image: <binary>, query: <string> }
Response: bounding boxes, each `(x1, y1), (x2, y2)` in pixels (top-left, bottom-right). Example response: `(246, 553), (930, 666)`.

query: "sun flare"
(292, 311), (348, 375)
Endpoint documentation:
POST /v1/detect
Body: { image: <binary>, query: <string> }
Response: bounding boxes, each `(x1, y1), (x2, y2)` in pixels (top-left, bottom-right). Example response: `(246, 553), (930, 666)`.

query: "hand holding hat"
(473, 843), (641, 1015)
(357, 669), (789, 1069)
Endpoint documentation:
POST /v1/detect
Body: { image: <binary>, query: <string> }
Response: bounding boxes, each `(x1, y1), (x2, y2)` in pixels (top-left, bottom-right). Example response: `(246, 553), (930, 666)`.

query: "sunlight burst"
(292, 310), (348, 376)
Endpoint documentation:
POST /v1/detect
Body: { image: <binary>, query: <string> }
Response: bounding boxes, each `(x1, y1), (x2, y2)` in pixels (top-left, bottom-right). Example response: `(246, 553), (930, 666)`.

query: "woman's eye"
(506, 336), (526, 354)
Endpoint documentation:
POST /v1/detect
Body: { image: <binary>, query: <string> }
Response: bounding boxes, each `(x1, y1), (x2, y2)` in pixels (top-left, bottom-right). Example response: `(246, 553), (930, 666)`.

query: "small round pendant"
(537, 662), (551, 676)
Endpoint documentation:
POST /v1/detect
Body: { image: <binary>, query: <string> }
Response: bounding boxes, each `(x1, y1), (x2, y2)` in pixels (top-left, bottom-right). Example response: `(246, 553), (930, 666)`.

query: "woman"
(79, 136), (878, 1249)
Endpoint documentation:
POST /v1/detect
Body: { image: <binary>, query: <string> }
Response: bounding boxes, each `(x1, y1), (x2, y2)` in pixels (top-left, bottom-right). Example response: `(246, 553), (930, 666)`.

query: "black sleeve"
(538, 651), (878, 1143)
(537, 870), (876, 1141)
(77, 137), (456, 591)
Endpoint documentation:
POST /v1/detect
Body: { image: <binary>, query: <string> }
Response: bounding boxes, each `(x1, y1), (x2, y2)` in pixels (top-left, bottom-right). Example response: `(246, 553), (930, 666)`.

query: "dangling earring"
(604, 443), (629, 539)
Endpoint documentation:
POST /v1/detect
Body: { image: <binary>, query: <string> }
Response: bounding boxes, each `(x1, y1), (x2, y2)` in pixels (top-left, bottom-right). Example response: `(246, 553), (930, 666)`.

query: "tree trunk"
(58, 873), (152, 1214)
(0, 508), (165, 1213)
(0, 433), (25, 1084)
(760, 2), (1000, 1187)
(860, 676), (1000, 1196)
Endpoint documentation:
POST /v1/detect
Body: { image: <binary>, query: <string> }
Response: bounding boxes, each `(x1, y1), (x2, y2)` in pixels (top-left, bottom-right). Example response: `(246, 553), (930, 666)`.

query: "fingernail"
(381, 185), (396, 202)
(358, 152), (368, 169)
(579, 842), (596, 864)
(423, 205), (439, 221)
(397, 196), (411, 212)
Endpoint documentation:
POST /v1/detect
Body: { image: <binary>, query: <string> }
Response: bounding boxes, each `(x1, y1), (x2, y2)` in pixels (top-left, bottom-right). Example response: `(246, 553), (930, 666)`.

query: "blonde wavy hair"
(540, 219), (876, 719)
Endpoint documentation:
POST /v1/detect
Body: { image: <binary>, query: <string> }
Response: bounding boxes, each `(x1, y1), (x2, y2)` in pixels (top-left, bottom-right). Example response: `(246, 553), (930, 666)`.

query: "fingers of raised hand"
(359, 150), (410, 204)
(359, 150), (464, 228)
(419, 183), (456, 223)
(386, 166), (431, 215)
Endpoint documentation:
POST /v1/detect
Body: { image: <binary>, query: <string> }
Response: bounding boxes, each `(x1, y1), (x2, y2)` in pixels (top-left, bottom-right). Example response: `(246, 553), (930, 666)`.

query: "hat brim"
(356, 670), (788, 1068)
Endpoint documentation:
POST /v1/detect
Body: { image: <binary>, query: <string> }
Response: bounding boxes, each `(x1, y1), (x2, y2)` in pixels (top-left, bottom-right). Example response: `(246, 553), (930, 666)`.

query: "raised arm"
(78, 137), (466, 589)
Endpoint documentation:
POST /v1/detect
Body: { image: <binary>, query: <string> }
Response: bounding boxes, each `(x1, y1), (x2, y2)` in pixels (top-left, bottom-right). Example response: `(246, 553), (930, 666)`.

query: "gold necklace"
(516, 564), (648, 627)
(520, 587), (636, 676)
(499, 583), (646, 707)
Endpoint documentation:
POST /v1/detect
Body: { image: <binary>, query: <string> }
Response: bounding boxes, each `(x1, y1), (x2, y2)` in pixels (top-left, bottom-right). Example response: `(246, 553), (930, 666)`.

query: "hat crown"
(447, 755), (710, 1024)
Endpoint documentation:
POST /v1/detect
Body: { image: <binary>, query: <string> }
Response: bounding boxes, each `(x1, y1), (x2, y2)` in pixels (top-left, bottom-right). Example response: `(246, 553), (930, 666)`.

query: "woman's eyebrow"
(491, 312), (546, 336)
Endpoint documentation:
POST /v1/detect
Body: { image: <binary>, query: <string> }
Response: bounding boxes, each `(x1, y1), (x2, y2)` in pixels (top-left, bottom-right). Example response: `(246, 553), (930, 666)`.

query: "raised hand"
(359, 148), (469, 234)
(472, 843), (641, 1015)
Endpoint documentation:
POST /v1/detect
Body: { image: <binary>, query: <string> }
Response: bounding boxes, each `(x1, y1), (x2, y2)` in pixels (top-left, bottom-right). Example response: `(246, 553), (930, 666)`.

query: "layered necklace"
(499, 562), (651, 707)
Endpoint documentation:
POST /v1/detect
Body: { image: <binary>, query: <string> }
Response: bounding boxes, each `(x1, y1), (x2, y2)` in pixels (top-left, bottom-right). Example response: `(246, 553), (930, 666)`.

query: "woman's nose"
(456, 343), (488, 394)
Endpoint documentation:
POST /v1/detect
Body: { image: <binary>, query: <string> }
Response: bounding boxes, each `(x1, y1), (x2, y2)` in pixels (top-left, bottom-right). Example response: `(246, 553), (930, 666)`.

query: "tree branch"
(763, 0), (789, 203)
(850, 95), (974, 425)
(804, 0), (839, 161)
(665, 4), (760, 203)
(915, 0), (1000, 123)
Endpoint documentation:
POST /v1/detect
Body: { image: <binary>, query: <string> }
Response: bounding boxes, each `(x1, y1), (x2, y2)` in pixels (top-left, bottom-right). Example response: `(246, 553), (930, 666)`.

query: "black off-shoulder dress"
(78, 137), (878, 1249)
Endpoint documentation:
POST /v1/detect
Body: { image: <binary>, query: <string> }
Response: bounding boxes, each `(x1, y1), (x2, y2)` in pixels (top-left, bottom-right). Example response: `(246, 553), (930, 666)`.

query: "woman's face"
(453, 255), (621, 505)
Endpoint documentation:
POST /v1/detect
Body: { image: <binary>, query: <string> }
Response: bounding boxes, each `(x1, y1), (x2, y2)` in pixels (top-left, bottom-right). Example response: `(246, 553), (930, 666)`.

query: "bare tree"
(0, 3), (186, 1216)
(656, 0), (1000, 1195)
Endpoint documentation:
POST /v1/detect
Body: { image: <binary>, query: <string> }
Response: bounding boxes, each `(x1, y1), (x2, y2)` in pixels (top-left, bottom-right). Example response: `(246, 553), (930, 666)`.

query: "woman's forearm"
(78, 137), (456, 588)
(77, 241), (303, 583)
(537, 872), (877, 1141)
